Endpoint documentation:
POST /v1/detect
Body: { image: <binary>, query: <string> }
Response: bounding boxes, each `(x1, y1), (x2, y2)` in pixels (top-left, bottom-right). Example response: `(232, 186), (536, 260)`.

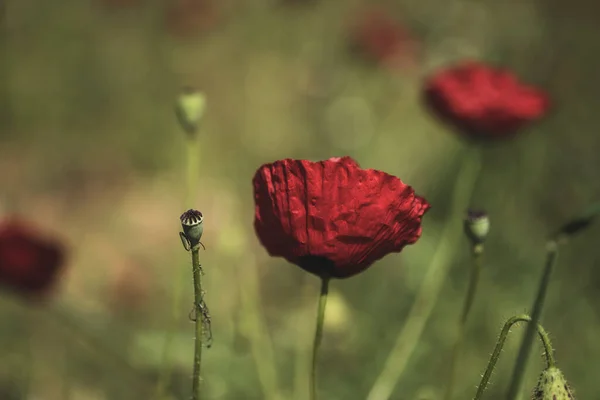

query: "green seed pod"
(464, 209), (489, 245)
(175, 87), (206, 137)
(531, 367), (575, 400)
(180, 209), (204, 248)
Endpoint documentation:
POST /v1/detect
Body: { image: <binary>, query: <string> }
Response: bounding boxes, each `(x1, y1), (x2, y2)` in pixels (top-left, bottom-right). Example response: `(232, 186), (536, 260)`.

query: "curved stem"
(366, 147), (483, 400)
(191, 246), (204, 400)
(155, 136), (200, 399)
(505, 241), (559, 400)
(474, 314), (554, 400)
(309, 276), (330, 400)
(443, 244), (484, 400)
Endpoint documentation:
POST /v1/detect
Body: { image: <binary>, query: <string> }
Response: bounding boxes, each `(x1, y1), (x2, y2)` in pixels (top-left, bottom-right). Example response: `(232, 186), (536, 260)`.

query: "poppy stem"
(366, 147), (482, 400)
(155, 136), (200, 399)
(473, 314), (554, 400)
(310, 276), (330, 400)
(442, 243), (484, 400)
(190, 245), (204, 400)
(505, 241), (559, 400)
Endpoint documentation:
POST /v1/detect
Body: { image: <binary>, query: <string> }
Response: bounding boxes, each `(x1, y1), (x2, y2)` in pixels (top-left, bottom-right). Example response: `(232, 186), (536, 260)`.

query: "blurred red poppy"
(424, 61), (550, 140)
(253, 157), (430, 278)
(0, 220), (66, 298)
(348, 8), (419, 72)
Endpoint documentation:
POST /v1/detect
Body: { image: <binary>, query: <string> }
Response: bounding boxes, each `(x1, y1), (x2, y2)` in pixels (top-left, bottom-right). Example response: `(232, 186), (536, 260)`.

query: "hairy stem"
(443, 244), (484, 400)
(474, 314), (554, 400)
(156, 136), (200, 399)
(310, 276), (330, 400)
(366, 148), (482, 400)
(191, 246), (204, 400)
(505, 241), (558, 400)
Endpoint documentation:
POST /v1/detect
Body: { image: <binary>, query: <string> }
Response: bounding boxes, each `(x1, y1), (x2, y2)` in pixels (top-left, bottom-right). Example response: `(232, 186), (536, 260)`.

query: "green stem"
(474, 314), (554, 400)
(505, 241), (558, 400)
(443, 244), (484, 400)
(156, 136), (200, 399)
(366, 148), (482, 400)
(191, 246), (204, 400)
(310, 276), (330, 400)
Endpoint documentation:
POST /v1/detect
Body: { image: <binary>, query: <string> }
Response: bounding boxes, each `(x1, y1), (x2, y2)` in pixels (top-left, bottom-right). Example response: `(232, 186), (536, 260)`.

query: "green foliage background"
(1, 0), (599, 399)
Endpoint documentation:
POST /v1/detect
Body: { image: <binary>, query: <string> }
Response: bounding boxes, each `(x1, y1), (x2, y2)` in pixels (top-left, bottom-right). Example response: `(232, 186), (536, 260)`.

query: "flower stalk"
(474, 314), (554, 400)
(310, 276), (330, 400)
(190, 244), (204, 400)
(155, 90), (205, 400)
(366, 147), (482, 400)
(442, 242), (484, 400)
(505, 241), (559, 400)
(178, 209), (207, 400)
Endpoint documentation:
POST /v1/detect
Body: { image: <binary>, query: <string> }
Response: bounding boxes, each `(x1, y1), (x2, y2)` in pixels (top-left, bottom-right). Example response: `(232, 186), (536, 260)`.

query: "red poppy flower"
(348, 8), (419, 71)
(0, 220), (66, 297)
(253, 157), (430, 278)
(424, 61), (550, 139)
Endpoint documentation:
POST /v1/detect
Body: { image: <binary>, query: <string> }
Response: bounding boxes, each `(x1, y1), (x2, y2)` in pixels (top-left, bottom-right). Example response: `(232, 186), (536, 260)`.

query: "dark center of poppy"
(297, 256), (336, 279)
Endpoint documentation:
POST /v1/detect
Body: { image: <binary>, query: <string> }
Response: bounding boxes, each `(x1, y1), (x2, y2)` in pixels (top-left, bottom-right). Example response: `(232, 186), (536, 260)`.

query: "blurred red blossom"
(348, 8), (420, 72)
(165, 0), (219, 38)
(424, 61), (550, 140)
(0, 220), (66, 298)
(253, 157), (429, 278)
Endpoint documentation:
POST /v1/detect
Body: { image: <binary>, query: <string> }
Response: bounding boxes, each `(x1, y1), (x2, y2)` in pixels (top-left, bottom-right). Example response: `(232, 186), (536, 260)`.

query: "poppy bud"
(464, 209), (489, 245)
(180, 209), (204, 248)
(175, 87), (206, 137)
(531, 367), (575, 400)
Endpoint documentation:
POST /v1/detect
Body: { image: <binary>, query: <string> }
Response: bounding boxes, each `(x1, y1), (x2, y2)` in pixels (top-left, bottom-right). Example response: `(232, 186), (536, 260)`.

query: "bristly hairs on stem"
(155, 89), (206, 400)
(179, 209), (212, 400)
(505, 204), (600, 400)
(474, 315), (554, 400)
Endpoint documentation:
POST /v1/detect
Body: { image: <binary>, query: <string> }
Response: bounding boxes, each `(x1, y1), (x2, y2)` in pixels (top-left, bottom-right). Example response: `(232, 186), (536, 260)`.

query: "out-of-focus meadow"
(1, 0), (600, 399)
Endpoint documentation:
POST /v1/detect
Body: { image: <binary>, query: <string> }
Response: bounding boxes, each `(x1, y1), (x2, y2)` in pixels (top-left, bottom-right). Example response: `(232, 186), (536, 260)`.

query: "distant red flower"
(424, 61), (550, 140)
(0, 220), (66, 298)
(253, 157), (430, 278)
(348, 8), (419, 71)
(165, 0), (218, 38)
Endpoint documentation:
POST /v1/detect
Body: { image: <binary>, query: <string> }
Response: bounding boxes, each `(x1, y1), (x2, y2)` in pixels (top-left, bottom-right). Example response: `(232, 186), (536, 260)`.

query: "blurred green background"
(1, 0), (599, 399)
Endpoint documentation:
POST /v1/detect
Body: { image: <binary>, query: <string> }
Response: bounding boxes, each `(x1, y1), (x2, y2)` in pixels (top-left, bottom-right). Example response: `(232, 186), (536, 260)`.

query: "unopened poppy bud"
(531, 367), (575, 400)
(180, 209), (204, 248)
(175, 87), (206, 136)
(464, 209), (489, 245)
(555, 202), (600, 241)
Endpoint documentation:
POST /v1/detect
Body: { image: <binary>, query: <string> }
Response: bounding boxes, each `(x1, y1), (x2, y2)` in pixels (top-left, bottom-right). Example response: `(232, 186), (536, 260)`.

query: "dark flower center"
(297, 256), (336, 278)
